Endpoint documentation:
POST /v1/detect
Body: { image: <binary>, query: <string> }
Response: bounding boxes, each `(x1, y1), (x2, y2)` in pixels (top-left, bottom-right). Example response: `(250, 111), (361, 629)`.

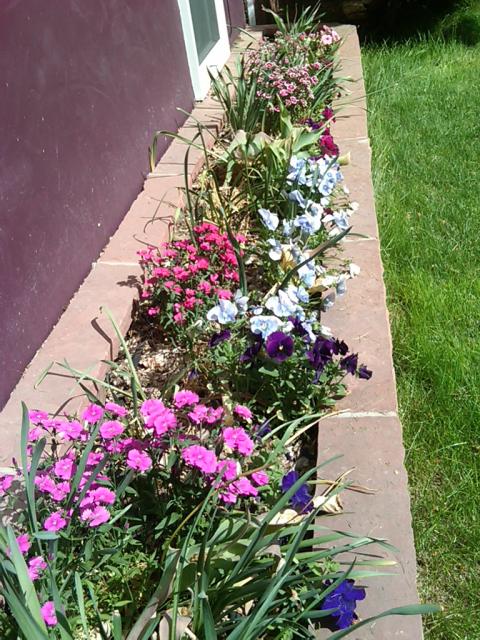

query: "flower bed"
(0, 8), (437, 639)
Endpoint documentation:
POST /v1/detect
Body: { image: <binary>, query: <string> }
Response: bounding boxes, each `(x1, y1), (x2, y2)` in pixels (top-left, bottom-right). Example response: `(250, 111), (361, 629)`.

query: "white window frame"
(177, 0), (231, 100)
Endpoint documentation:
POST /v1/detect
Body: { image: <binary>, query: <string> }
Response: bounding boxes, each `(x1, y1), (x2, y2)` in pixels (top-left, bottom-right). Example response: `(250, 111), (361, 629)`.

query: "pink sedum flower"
(44, 512), (67, 532)
(28, 556), (47, 581)
(41, 601), (57, 627)
(99, 420), (125, 440)
(173, 390), (200, 408)
(222, 427), (254, 456)
(81, 404), (104, 424)
(182, 445), (217, 474)
(127, 449), (152, 473)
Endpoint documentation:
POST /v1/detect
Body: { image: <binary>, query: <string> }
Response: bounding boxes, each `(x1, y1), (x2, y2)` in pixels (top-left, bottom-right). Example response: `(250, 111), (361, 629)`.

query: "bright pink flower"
(56, 420), (85, 441)
(205, 406), (224, 425)
(127, 449), (152, 473)
(182, 445), (217, 474)
(54, 458), (76, 480)
(99, 420), (125, 440)
(173, 312), (184, 325)
(217, 289), (233, 300)
(105, 401), (128, 418)
(28, 556), (47, 581)
(173, 390), (200, 408)
(44, 512), (67, 532)
(35, 474), (56, 494)
(216, 459), (240, 482)
(234, 405), (253, 421)
(41, 601), (57, 627)
(222, 427), (254, 456)
(198, 280), (212, 295)
(196, 258), (210, 270)
(81, 505), (110, 527)
(219, 489), (238, 504)
(28, 410), (49, 424)
(86, 452), (104, 467)
(141, 400), (177, 437)
(232, 477), (258, 497)
(27, 427), (44, 442)
(16, 534), (31, 555)
(50, 481), (70, 502)
(91, 486), (116, 505)
(81, 404), (104, 424)
(0, 475), (14, 495)
(251, 471), (269, 486)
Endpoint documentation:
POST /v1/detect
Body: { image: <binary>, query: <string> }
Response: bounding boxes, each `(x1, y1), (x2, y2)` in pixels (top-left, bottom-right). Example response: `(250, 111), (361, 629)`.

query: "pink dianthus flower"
(222, 427), (254, 456)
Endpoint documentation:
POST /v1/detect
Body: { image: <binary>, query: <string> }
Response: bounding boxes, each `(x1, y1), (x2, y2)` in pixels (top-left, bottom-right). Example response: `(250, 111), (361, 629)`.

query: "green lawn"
(363, 38), (480, 639)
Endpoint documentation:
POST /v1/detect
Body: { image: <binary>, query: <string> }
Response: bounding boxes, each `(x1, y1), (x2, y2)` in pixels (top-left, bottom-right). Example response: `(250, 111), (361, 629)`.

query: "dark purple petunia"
(281, 470), (313, 513)
(239, 334), (263, 364)
(358, 365), (372, 380)
(340, 353), (358, 375)
(265, 332), (294, 363)
(320, 579), (366, 630)
(209, 329), (231, 348)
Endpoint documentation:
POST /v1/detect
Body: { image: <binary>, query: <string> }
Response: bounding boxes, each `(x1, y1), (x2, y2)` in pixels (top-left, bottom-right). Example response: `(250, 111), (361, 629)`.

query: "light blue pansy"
(288, 190), (306, 208)
(250, 315), (284, 339)
(258, 208), (279, 231)
(267, 238), (282, 261)
(234, 289), (249, 313)
(206, 299), (238, 325)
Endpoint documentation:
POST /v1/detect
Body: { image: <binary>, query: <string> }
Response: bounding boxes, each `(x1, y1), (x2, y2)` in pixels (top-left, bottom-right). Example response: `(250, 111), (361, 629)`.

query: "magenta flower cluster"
(139, 223), (246, 326)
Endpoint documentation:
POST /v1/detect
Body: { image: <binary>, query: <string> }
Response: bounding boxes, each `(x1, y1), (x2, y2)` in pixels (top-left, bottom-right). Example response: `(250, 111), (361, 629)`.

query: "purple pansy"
(240, 334), (263, 364)
(320, 579), (366, 629)
(265, 332), (294, 363)
(209, 329), (231, 348)
(281, 470), (312, 513)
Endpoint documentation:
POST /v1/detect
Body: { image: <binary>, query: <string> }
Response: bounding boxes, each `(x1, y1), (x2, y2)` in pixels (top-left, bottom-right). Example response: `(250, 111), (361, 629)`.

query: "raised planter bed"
(0, 22), (425, 638)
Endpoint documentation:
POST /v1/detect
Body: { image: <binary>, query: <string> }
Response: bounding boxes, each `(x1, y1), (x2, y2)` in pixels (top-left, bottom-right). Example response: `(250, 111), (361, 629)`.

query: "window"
(177, 0), (231, 100)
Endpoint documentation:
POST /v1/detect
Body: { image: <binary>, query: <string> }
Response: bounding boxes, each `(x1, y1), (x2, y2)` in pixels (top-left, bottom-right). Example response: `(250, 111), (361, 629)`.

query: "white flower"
(258, 208), (279, 231)
(349, 263), (361, 277)
(267, 238), (282, 261)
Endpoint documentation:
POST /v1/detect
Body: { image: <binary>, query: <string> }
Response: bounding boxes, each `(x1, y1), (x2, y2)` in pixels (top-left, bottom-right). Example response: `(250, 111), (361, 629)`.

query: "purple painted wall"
(224, 0), (246, 40)
(0, 0), (194, 409)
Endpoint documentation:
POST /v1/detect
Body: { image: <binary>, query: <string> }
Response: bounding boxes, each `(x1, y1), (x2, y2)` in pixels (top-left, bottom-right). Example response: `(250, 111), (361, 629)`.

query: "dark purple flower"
(289, 316), (311, 342)
(319, 133), (339, 156)
(335, 339), (349, 356)
(306, 336), (336, 370)
(320, 579), (366, 629)
(281, 470), (312, 513)
(265, 332), (294, 363)
(239, 334), (263, 363)
(340, 353), (358, 375)
(322, 106), (335, 122)
(358, 365), (372, 380)
(209, 329), (231, 348)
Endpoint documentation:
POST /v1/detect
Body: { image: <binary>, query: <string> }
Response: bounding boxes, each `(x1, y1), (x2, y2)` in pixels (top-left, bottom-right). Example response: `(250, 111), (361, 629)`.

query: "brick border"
(315, 26), (422, 639)
(0, 29), (261, 466)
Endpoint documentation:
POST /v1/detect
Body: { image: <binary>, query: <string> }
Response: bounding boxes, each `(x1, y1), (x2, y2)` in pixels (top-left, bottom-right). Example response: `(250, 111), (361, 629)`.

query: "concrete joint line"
(329, 411), (399, 419)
